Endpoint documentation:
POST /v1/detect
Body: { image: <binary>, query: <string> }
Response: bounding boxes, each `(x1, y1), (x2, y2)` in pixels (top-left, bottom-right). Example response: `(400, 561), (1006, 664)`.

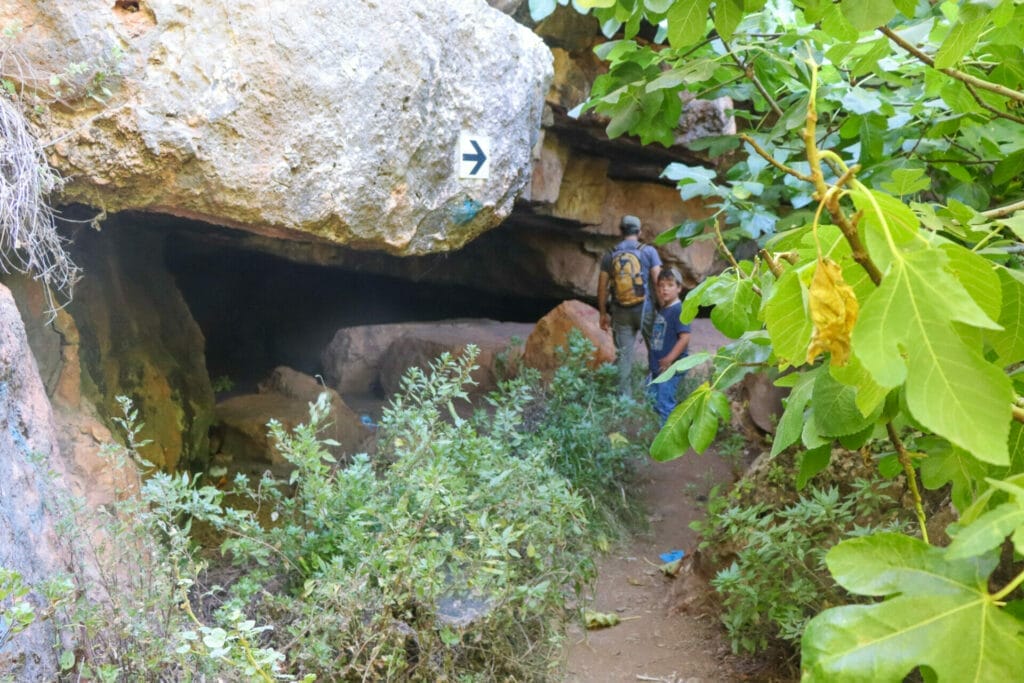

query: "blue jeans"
(648, 373), (682, 424)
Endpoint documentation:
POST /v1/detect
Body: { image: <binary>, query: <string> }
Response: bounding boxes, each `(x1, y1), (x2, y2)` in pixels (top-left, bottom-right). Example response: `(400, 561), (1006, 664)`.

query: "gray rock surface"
(0, 284), (62, 681)
(10, 0), (552, 255)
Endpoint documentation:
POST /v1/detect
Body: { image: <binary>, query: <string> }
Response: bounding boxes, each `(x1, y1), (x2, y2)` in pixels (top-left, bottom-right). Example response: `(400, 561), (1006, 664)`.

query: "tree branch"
(963, 81), (1024, 125)
(738, 133), (814, 182)
(983, 199), (1024, 220)
(802, 62), (884, 286)
(887, 422), (930, 545)
(720, 36), (784, 117)
(879, 25), (1024, 105)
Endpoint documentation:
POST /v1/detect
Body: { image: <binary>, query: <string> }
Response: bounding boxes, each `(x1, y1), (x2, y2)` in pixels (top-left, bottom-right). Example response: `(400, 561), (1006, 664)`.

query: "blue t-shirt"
(648, 300), (690, 375)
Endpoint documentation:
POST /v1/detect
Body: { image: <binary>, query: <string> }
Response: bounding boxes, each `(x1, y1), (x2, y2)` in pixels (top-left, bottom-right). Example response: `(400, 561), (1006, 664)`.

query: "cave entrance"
(162, 220), (563, 394)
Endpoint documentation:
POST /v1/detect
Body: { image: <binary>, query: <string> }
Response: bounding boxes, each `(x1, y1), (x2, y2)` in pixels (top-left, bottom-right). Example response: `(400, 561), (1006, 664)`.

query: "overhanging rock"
(15, 0), (552, 255)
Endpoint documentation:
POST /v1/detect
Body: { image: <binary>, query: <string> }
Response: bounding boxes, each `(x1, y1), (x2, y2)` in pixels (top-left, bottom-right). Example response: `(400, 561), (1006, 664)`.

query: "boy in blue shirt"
(647, 267), (691, 423)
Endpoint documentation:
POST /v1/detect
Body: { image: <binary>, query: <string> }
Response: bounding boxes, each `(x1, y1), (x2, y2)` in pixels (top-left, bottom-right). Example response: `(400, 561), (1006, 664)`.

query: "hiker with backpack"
(597, 214), (663, 396)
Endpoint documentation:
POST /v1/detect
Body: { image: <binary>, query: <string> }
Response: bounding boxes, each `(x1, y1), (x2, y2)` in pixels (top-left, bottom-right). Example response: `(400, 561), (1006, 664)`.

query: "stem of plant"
(886, 422), (929, 545)
(993, 566), (1024, 603)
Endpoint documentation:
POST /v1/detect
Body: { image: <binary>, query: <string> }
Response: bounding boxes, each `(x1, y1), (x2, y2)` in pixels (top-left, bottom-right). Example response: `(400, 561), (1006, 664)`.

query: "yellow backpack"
(610, 245), (646, 307)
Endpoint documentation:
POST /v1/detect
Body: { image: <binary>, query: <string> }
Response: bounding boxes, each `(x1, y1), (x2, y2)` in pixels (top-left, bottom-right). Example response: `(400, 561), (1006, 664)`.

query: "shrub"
(11, 342), (654, 680)
(520, 329), (656, 537)
(214, 346), (615, 679)
(693, 474), (910, 659)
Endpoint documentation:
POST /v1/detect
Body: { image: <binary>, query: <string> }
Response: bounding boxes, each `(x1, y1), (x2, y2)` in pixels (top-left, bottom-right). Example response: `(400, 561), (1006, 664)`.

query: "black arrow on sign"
(462, 139), (487, 176)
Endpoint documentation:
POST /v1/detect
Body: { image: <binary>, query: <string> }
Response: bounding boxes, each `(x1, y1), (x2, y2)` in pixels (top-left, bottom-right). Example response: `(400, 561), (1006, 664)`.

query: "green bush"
(694, 476), (910, 658)
(10, 341), (653, 680)
(522, 329), (655, 538)
(217, 349), (595, 679)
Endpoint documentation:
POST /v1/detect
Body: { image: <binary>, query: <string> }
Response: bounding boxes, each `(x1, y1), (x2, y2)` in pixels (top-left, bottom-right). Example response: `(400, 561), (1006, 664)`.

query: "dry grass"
(0, 93), (79, 310)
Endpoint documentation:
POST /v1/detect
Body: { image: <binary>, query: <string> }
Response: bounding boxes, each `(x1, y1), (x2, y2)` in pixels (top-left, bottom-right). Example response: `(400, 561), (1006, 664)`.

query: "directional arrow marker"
(458, 132), (490, 179)
(463, 139), (486, 175)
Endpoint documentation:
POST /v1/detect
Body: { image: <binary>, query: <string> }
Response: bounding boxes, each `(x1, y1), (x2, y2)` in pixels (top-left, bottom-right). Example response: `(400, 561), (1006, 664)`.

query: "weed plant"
(693, 473), (911, 660)
(513, 330), (655, 539)
(10, 341), (653, 680)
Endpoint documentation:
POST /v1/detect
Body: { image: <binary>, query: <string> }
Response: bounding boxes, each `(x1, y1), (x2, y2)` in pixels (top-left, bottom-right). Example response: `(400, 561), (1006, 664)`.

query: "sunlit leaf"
(803, 534), (1023, 682)
(991, 268), (1024, 366)
(947, 503), (1024, 559)
(853, 248), (1011, 464)
(772, 370), (817, 456)
(764, 267), (812, 366)
(714, 0), (744, 41)
(840, 0), (897, 31)
(812, 368), (881, 437)
(880, 167), (931, 196)
(666, 0), (711, 47)
(934, 18), (986, 69)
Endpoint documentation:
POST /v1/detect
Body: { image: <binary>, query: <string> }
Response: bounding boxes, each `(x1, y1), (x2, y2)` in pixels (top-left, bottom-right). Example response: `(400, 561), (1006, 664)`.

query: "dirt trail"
(563, 320), (740, 683)
(562, 451), (737, 682)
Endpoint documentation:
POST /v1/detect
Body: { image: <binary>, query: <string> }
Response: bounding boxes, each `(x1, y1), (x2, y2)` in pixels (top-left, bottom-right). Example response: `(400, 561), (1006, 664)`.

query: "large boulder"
(523, 299), (645, 378)
(377, 322), (535, 397)
(322, 320), (534, 397)
(213, 367), (371, 470)
(8, 0), (552, 255)
(0, 284), (63, 680)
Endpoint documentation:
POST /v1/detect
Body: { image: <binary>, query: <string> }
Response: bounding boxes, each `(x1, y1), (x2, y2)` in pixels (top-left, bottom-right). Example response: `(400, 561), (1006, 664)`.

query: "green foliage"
(207, 343), (647, 680)
(696, 477), (909, 657)
(569, 0), (1024, 679)
(24, 398), (296, 682)
(0, 568), (35, 652)
(803, 534), (1024, 682)
(527, 329), (653, 533)
(6, 343), (650, 681)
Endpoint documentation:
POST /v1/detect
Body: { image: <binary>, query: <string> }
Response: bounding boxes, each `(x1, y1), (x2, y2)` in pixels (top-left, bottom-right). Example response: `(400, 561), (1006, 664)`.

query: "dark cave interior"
(162, 227), (562, 391)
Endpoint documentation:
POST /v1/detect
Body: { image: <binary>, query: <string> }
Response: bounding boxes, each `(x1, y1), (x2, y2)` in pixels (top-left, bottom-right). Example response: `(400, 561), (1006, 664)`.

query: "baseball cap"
(660, 266), (684, 285)
(620, 215), (641, 234)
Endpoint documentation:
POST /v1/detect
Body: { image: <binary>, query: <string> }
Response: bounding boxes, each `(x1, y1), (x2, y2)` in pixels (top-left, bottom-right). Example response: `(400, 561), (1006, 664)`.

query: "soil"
(562, 319), (757, 683)
(561, 449), (741, 683)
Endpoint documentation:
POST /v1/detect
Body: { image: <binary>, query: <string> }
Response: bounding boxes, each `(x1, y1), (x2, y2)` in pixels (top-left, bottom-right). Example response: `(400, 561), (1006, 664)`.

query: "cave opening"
(161, 220), (564, 393)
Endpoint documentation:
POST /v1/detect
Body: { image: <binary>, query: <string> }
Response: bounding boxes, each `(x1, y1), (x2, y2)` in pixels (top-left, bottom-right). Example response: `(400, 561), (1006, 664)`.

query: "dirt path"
(562, 451), (737, 683)
(563, 320), (740, 683)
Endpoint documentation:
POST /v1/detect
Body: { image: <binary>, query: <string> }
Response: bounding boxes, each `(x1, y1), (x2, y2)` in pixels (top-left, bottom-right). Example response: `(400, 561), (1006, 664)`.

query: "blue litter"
(359, 414), (378, 429)
(659, 550), (685, 563)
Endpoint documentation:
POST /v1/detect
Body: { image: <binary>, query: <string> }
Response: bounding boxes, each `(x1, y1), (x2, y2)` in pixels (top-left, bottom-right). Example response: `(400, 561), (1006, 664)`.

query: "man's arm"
(597, 271), (610, 331)
(658, 332), (691, 373)
(645, 245), (662, 289)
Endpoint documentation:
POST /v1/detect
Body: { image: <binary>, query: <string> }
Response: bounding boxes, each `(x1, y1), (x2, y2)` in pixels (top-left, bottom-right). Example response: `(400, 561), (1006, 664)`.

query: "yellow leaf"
(807, 258), (859, 366)
(584, 610), (621, 629)
(607, 432), (629, 447)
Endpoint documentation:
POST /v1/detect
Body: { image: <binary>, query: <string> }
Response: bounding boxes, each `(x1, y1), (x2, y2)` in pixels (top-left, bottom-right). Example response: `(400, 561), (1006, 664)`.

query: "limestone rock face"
(10, 0), (552, 255)
(67, 223), (214, 471)
(0, 284), (63, 680)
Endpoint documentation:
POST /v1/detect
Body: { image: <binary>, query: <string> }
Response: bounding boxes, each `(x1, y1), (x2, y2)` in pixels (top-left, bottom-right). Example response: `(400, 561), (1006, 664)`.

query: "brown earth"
(563, 319), (756, 683)
(562, 450), (740, 683)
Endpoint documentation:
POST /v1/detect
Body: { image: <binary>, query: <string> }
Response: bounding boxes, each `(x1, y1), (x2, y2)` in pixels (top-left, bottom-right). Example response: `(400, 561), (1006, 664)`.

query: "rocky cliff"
(0, 6), (735, 661)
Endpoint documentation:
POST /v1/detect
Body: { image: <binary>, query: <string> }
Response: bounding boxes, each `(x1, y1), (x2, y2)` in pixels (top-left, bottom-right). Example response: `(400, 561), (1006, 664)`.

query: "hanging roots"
(0, 94), (79, 309)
